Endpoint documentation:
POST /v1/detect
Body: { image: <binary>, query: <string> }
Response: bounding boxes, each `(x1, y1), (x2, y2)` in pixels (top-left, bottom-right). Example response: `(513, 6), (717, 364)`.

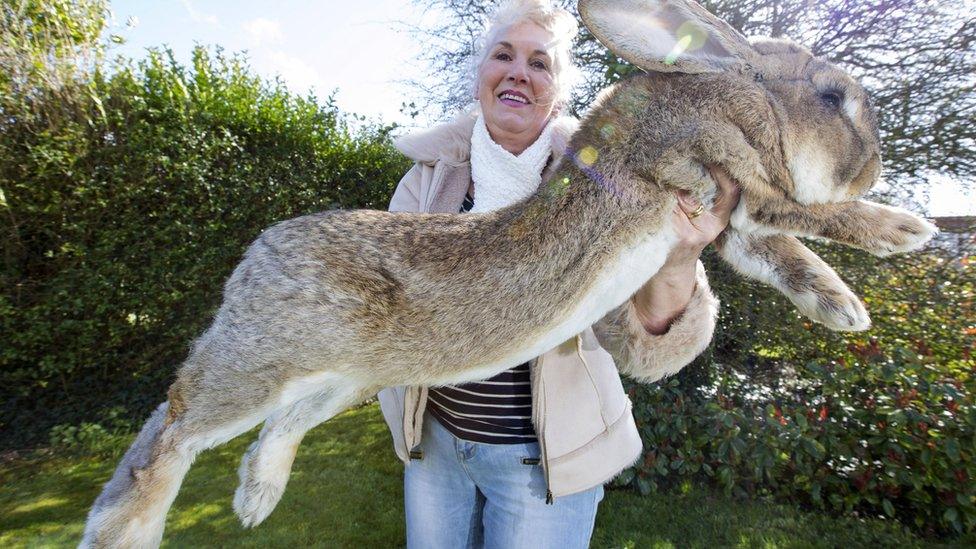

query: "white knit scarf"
(469, 112), (554, 213)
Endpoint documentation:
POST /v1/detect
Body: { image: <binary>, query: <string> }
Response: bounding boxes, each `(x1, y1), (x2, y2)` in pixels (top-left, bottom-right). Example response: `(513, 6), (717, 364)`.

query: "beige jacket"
(377, 109), (720, 499)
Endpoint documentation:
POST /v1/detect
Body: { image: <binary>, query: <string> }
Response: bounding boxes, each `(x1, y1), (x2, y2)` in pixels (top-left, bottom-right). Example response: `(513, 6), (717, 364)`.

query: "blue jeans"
(404, 412), (604, 549)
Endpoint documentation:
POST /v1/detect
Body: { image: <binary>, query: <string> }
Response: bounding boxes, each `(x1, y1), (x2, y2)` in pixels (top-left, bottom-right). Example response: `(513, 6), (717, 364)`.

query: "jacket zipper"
(401, 388), (409, 458)
(533, 355), (554, 504)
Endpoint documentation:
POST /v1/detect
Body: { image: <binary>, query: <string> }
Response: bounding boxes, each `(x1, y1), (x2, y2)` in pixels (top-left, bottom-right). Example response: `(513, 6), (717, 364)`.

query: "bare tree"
(406, 0), (974, 199)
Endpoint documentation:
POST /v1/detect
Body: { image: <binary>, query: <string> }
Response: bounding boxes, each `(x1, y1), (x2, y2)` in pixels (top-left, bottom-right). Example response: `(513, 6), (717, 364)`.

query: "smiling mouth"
(498, 91), (530, 106)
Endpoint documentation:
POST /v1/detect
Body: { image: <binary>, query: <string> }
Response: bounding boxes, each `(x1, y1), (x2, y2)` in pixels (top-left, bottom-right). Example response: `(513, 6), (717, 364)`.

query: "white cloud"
(265, 50), (328, 94)
(242, 17), (283, 45)
(180, 0), (219, 26)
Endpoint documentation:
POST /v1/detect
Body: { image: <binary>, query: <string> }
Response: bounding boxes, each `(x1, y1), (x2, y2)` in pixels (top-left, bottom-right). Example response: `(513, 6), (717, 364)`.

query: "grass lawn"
(0, 403), (967, 548)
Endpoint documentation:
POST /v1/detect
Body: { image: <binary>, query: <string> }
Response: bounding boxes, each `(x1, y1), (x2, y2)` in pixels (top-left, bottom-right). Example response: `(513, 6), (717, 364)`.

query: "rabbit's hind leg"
(233, 376), (372, 528)
(81, 395), (271, 549)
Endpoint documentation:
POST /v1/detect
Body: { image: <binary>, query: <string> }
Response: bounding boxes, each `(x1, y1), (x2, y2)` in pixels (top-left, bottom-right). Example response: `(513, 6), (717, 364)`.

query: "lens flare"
(664, 21), (708, 65)
(664, 34), (693, 65)
(564, 146), (621, 199)
(579, 146), (599, 166)
(547, 176), (571, 197)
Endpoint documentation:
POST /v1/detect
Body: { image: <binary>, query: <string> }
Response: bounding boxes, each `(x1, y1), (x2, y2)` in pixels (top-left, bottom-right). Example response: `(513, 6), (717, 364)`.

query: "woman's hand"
(631, 166), (741, 334)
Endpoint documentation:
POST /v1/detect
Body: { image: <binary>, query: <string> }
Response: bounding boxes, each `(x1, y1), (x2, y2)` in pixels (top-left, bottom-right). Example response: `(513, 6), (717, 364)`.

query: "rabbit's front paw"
(807, 289), (871, 332)
(778, 257), (871, 331)
(869, 205), (938, 257)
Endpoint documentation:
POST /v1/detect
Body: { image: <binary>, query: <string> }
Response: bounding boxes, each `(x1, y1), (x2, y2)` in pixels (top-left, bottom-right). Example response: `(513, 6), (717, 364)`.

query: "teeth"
(499, 93), (528, 104)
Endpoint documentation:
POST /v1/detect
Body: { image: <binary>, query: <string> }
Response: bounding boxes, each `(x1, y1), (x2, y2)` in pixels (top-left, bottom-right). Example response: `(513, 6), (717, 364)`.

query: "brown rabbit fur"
(81, 0), (936, 547)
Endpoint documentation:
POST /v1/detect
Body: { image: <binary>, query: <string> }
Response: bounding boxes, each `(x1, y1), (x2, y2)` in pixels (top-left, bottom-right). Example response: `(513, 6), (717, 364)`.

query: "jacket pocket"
(578, 328), (628, 426)
(538, 338), (607, 460)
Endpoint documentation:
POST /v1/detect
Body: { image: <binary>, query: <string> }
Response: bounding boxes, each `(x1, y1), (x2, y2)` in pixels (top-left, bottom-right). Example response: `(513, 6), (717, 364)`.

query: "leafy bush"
(0, 25), (409, 447)
(618, 247), (976, 534)
(48, 406), (134, 457)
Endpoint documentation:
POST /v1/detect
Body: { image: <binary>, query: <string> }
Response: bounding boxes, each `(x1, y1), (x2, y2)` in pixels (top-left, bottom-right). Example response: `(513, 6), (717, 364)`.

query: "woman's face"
(477, 21), (558, 153)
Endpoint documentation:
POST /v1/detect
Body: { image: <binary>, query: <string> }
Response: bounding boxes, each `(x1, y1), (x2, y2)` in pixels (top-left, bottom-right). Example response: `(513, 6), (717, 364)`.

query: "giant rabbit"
(81, 0), (936, 546)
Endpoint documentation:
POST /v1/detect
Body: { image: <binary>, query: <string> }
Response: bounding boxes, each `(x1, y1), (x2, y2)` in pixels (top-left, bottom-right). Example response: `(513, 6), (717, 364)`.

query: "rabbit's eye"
(820, 90), (843, 109)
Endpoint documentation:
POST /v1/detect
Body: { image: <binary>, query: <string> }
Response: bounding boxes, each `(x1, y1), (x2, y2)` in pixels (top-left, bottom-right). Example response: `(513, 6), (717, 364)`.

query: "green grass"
(0, 404), (967, 548)
(592, 489), (946, 548)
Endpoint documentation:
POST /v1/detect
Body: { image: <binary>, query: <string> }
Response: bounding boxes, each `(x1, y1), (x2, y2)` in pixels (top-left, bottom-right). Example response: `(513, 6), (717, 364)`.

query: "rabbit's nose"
(849, 153), (881, 197)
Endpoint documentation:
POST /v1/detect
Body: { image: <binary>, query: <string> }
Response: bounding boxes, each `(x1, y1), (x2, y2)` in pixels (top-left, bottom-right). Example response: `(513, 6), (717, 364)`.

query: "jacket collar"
(394, 105), (579, 165)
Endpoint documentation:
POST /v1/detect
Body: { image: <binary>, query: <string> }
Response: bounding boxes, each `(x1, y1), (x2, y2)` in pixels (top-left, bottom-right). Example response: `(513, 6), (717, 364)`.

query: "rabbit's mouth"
(847, 153), (881, 198)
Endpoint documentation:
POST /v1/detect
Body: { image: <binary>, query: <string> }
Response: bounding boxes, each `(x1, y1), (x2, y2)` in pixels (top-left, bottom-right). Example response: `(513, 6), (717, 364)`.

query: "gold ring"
(688, 203), (706, 219)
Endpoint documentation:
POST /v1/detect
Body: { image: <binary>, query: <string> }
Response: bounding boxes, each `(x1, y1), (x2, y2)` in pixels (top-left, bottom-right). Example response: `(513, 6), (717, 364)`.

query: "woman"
(378, 1), (740, 546)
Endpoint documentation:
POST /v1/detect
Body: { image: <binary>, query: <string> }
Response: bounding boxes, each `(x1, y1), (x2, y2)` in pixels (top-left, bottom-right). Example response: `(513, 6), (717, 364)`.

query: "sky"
(106, 0), (973, 217)
(108, 0), (437, 127)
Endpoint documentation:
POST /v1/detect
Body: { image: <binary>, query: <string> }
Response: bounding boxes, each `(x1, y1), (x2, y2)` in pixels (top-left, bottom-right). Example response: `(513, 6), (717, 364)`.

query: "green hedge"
(0, 46), (410, 448)
(619, 248), (976, 534)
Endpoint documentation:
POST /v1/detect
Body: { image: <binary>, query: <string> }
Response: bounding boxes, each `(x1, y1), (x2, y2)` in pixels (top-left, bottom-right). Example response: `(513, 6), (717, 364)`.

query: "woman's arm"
(633, 167), (740, 334)
(593, 167), (740, 382)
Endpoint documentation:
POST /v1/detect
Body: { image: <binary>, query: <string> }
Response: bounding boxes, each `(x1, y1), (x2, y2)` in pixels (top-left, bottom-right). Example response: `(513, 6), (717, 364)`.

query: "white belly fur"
(437, 222), (680, 385)
(277, 371), (356, 408)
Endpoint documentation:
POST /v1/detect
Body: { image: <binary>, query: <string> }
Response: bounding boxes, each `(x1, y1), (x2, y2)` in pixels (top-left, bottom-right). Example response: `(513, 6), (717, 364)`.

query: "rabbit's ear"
(579, 0), (757, 74)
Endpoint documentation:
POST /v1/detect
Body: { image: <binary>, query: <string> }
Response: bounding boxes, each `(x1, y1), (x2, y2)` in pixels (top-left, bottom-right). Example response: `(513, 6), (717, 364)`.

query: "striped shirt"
(426, 191), (538, 444)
